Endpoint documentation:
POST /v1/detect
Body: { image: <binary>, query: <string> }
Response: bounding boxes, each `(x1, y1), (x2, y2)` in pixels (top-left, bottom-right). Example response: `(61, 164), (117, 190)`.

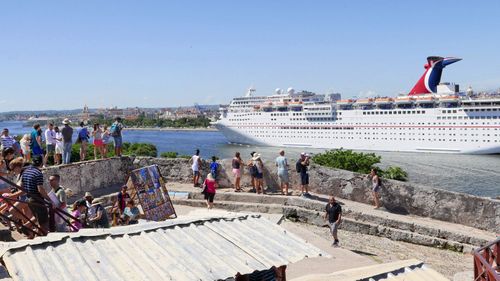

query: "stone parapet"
(39, 156), (499, 233)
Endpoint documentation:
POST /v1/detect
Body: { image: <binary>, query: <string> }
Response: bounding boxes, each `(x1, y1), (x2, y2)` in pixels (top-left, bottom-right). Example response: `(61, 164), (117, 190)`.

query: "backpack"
(296, 160), (303, 173)
(78, 128), (88, 141)
(110, 123), (121, 137)
(210, 162), (219, 178)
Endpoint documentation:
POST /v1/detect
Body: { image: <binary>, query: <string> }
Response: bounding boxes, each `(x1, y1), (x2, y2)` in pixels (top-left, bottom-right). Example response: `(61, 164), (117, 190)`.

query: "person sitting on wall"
(70, 199), (87, 232)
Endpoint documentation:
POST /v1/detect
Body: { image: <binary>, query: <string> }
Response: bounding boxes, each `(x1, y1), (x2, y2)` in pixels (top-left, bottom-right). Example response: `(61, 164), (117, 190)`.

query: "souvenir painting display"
(129, 165), (176, 221)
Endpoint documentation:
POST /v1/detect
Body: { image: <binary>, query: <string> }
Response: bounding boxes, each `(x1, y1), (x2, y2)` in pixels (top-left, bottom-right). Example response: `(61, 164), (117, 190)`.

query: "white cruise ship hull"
(215, 106), (500, 154)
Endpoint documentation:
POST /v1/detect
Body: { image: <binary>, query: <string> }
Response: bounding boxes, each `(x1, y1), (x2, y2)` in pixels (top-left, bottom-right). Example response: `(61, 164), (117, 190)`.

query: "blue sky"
(1, 1), (499, 111)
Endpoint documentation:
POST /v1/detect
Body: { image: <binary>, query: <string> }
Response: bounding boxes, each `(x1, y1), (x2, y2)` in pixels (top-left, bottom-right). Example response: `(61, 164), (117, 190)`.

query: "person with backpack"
(77, 122), (90, 161)
(296, 152), (310, 197)
(110, 117), (124, 157)
(252, 153), (265, 194)
(61, 119), (73, 164)
(246, 151), (257, 192)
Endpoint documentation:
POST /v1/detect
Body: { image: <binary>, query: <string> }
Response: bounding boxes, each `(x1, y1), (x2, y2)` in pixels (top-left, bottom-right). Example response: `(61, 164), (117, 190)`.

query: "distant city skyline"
(1, 0), (500, 111)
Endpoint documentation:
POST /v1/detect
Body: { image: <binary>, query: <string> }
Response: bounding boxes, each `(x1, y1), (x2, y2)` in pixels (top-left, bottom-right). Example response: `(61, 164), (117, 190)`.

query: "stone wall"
(42, 157), (132, 196)
(39, 156), (499, 233)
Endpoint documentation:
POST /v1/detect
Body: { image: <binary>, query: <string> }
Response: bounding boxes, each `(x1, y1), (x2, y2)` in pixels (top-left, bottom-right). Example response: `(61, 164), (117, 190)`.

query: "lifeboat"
(253, 105), (261, 110)
(354, 98), (374, 106)
(395, 96), (415, 104)
(438, 95), (460, 102)
(374, 97), (394, 105)
(261, 102), (273, 112)
(289, 102), (303, 111)
(336, 99), (354, 105)
(415, 95), (436, 104)
(274, 102), (289, 112)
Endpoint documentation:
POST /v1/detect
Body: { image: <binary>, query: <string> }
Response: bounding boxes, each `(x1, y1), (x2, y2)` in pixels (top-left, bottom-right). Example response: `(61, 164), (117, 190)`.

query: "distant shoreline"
(123, 127), (218, 132)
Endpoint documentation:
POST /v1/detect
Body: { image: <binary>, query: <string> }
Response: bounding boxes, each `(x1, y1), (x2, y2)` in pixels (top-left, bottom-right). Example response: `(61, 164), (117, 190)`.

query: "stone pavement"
(168, 182), (497, 253)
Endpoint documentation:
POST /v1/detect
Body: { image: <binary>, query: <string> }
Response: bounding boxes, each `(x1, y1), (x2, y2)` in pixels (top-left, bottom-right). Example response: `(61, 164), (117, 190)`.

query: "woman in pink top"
(71, 200), (87, 231)
(203, 173), (218, 209)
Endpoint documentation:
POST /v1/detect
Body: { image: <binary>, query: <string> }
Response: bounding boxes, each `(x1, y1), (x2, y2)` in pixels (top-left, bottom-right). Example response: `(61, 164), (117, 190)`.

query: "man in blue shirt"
(22, 155), (51, 234)
(275, 150), (290, 195)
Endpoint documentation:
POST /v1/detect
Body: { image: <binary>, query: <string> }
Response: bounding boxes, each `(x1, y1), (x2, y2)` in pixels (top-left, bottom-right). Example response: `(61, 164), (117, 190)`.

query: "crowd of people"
(0, 152), (128, 238)
(0, 117), (124, 167)
(0, 117), (129, 238)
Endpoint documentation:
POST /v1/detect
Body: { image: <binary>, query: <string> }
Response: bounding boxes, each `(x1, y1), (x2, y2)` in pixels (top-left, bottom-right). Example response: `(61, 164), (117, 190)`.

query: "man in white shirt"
(189, 149), (202, 187)
(44, 123), (57, 166)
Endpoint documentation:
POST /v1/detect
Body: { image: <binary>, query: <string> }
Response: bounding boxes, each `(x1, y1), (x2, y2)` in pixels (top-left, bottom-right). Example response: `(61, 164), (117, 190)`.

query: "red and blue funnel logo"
(409, 56), (462, 95)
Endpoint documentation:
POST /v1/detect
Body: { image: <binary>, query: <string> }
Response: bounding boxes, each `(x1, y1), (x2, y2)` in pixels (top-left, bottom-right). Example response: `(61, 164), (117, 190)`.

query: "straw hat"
(84, 192), (93, 198)
(62, 118), (71, 125)
(252, 153), (261, 161)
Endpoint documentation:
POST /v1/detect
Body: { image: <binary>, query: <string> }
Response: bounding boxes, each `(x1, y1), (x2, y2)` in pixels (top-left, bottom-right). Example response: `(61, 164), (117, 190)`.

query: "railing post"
(49, 205), (55, 232)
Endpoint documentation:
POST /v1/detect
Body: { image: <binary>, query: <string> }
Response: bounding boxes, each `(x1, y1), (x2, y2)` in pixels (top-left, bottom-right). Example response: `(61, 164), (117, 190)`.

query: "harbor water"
(2, 121), (499, 198)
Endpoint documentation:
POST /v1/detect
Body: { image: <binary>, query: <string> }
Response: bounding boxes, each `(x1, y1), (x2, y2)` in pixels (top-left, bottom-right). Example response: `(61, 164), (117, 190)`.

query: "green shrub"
(312, 149), (408, 181)
(312, 149), (381, 174)
(160, 151), (178, 158)
(381, 166), (408, 181)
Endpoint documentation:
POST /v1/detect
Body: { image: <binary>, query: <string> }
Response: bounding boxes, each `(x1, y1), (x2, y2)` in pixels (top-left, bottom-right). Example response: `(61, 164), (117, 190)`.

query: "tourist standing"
(190, 149), (202, 187)
(210, 156), (220, 179)
(297, 153), (310, 197)
(110, 117), (124, 157)
(203, 173), (217, 209)
(22, 155), (50, 234)
(369, 169), (381, 209)
(30, 124), (44, 161)
(92, 123), (104, 160)
(77, 122), (90, 161)
(252, 153), (265, 194)
(275, 150), (290, 195)
(232, 152), (243, 192)
(19, 134), (31, 162)
(44, 123), (56, 166)
(48, 174), (67, 231)
(102, 125), (111, 157)
(117, 185), (130, 215)
(54, 126), (63, 165)
(324, 195), (342, 247)
(61, 119), (73, 164)
(247, 151), (257, 192)
(1, 128), (15, 150)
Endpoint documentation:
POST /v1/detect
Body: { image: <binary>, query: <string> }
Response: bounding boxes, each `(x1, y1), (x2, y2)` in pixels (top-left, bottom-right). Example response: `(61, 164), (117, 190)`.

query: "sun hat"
(252, 153), (261, 160)
(62, 118), (71, 125)
(84, 192), (93, 198)
(207, 173), (214, 180)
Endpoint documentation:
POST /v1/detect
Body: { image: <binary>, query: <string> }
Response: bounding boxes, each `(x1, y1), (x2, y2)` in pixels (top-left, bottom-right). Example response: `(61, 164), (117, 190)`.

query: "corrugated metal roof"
(0, 214), (327, 281)
(290, 259), (449, 281)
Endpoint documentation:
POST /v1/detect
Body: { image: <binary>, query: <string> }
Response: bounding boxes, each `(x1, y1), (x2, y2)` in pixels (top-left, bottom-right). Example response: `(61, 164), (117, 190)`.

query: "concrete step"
(172, 198), (472, 252)
(186, 191), (495, 248)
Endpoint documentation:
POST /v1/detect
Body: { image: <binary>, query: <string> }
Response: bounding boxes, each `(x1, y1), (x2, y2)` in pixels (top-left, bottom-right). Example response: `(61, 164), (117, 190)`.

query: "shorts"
(300, 173), (309, 185)
(32, 146), (44, 156)
(46, 144), (55, 154)
(193, 170), (200, 176)
(55, 144), (63, 154)
(372, 185), (380, 193)
(94, 139), (104, 147)
(328, 221), (340, 236)
(27, 198), (49, 225)
(204, 192), (215, 203)
(113, 136), (123, 148)
(278, 171), (289, 184)
(255, 172), (263, 179)
(232, 168), (241, 178)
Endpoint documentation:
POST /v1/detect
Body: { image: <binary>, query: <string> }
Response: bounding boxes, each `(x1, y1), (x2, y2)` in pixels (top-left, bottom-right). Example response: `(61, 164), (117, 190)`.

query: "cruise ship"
(214, 57), (500, 154)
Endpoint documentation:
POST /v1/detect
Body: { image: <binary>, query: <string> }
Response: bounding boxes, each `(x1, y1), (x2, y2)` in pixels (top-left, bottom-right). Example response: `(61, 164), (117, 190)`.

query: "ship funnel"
(409, 57), (462, 95)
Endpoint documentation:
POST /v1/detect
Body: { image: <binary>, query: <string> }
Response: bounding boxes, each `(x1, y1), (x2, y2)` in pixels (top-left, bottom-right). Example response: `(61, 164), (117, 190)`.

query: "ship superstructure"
(214, 57), (500, 154)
